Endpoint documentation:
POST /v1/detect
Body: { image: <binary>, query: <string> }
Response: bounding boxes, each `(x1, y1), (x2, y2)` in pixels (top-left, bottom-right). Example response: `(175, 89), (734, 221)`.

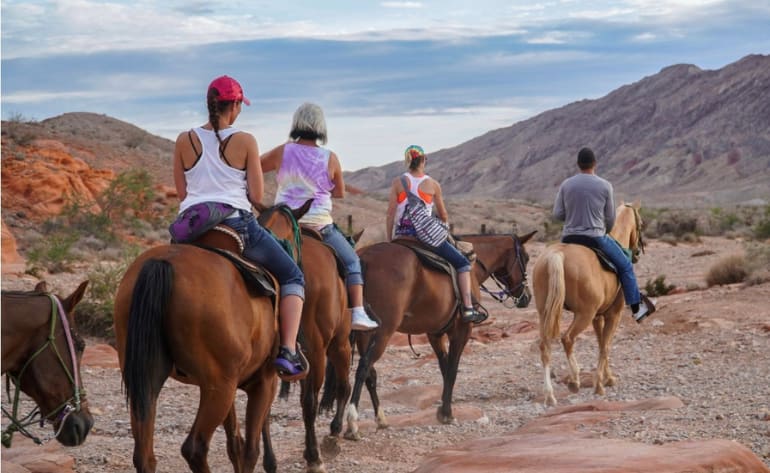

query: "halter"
(476, 235), (529, 309)
(2, 294), (84, 447)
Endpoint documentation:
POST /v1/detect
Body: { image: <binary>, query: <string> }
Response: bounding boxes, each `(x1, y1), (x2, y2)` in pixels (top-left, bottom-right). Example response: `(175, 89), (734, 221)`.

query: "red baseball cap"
(208, 75), (251, 105)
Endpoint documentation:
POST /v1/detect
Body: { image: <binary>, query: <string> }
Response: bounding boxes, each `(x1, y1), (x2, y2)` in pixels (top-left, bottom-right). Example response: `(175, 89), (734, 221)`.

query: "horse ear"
(292, 199), (314, 221)
(34, 281), (48, 293)
(519, 230), (537, 244)
(62, 280), (89, 318)
(352, 229), (364, 243)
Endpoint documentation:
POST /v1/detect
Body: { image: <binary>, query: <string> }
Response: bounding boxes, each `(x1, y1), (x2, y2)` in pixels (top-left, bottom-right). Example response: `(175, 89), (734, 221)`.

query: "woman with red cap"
(172, 75), (308, 380)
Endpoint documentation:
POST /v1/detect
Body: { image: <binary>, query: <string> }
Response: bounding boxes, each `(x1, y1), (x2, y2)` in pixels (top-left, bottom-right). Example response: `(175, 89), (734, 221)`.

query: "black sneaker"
(461, 306), (486, 324)
(274, 346), (309, 381)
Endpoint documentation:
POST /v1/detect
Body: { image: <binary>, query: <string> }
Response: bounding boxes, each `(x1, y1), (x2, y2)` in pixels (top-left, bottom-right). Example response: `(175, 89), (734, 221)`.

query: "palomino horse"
(342, 231), (536, 439)
(533, 203), (644, 406)
(256, 203), (352, 473)
(1, 280), (93, 447)
(113, 208), (294, 472)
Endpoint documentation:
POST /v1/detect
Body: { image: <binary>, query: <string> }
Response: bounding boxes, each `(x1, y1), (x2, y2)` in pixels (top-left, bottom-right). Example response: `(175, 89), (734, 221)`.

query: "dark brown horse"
(113, 221), (284, 472)
(256, 203), (352, 473)
(342, 231), (536, 439)
(2, 280), (93, 448)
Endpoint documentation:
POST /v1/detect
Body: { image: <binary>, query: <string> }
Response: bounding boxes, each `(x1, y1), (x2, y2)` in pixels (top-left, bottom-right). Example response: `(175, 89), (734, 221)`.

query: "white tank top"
(178, 126), (253, 214)
(394, 173), (434, 237)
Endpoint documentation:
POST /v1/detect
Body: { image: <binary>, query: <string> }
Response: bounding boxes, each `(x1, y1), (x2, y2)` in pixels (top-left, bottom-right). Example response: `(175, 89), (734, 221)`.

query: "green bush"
(754, 205), (770, 239)
(644, 275), (676, 297)
(26, 232), (79, 273)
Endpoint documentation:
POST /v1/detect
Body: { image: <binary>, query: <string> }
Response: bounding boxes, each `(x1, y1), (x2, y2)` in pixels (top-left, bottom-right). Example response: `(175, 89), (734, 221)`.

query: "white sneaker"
(632, 297), (656, 323)
(351, 308), (379, 331)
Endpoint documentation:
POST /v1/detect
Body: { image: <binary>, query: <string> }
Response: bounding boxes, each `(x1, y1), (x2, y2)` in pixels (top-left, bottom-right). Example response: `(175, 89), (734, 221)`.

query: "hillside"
(346, 54), (770, 207)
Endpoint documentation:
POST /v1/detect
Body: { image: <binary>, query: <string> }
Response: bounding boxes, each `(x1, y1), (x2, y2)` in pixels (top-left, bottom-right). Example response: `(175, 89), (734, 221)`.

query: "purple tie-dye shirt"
(275, 142), (335, 228)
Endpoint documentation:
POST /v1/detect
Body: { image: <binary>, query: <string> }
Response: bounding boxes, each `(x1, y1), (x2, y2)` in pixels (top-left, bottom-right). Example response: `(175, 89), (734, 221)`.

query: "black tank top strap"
(184, 130), (203, 171)
(218, 133), (245, 170)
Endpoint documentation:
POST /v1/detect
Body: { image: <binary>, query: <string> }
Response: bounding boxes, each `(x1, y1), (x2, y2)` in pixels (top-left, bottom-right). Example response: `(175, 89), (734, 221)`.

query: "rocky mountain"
(345, 54), (770, 207)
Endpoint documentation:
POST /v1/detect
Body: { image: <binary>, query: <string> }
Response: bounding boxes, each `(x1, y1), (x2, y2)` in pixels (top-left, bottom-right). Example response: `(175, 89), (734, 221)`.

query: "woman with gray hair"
(261, 102), (379, 331)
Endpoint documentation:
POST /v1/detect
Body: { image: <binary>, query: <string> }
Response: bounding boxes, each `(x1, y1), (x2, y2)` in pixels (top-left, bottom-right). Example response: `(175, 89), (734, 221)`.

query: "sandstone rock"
(413, 398), (770, 473)
(2, 220), (25, 274)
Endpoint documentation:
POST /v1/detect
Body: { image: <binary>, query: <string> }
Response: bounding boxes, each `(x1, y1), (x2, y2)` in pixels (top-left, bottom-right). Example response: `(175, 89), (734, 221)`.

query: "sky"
(2, 1), (769, 171)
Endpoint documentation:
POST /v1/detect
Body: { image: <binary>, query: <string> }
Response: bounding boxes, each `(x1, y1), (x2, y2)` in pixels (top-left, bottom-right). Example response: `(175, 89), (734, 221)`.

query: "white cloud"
(380, 1), (423, 8)
(632, 32), (657, 42)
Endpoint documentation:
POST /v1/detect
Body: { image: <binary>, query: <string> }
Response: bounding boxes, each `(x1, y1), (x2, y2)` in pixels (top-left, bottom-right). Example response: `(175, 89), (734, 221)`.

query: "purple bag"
(169, 202), (235, 243)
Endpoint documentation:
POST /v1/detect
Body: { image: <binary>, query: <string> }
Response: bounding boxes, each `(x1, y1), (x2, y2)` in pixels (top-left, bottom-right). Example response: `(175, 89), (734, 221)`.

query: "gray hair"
(289, 102), (328, 145)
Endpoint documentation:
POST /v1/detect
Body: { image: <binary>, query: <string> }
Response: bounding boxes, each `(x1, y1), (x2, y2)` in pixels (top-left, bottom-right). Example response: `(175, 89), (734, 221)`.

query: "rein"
(2, 295), (83, 447)
(476, 236), (529, 309)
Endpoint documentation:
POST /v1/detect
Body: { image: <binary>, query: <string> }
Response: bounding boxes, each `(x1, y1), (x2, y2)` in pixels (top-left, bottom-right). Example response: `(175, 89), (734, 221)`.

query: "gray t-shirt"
(553, 173), (615, 238)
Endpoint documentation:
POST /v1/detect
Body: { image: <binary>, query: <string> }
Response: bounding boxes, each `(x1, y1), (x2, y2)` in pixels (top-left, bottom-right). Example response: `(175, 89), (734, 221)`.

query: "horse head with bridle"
(340, 230), (536, 440)
(1, 280), (93, 448)
(533, 202), (645, 406)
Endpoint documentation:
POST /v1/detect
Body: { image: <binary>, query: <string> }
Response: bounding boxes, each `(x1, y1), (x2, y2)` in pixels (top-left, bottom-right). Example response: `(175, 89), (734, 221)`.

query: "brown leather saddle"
(391, 238), (462, 304)
(183, 224), (278, 301)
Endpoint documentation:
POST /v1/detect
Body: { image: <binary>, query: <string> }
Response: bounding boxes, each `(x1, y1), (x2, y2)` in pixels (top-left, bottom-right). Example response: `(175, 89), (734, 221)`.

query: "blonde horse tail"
(540, 251), (565, 341)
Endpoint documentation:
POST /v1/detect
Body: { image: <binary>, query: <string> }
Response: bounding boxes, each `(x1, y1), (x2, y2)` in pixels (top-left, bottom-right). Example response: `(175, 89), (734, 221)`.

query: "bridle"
(476, 235), (529, 309)
(2, 294), (84, 447)
(626, 205), (645, 264)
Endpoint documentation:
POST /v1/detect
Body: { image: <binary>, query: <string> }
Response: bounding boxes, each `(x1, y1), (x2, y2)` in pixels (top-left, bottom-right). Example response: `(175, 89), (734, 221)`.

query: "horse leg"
(432, 325), (471, 425)
(428, 334), (449, 378)
(364, 366), (388, 429)
(223, 402), (244, 473)
(130, 401), (160, 473)
(595, 308), (623, 394)
(181, 384), (237, 473)
(561, 311), (594, 394)
(345, 332), (381, 440)
(325, 335), (352, 437)
(301, 353), (327, 473)
(242, 370), (277, 473)
(539, 336), (558, 407)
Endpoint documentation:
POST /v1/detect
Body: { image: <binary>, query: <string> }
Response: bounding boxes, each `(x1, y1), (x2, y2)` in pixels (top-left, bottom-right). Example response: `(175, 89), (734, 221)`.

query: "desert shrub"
(655, 212), (699, 238)
(26, 232), (79, 273)
(644, 275), (676, 297)
(75, 245), (141, 341)
(709, 207), (740, 234)
(754, 205), (770, 239)
(705, 254), (748, 287)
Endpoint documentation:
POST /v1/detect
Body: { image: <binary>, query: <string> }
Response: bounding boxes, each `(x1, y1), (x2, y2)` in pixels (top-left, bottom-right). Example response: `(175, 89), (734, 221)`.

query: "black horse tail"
(123, 258), (173, 421)
(318, 359), (338, 413)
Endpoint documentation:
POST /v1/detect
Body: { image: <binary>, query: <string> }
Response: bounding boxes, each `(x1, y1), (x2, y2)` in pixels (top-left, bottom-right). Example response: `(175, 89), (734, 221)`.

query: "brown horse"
(256, 203), (352, 473)
(342, 231), (536, 439)
(113, 218), (286, 472)
(1, 280), (93, 447)
(533, 203), (644, 406)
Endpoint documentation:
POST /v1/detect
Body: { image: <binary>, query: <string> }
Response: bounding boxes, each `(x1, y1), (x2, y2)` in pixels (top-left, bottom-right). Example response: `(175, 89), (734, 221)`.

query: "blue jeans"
(432, 240), (472, 273)
(594, 234), (640, 306)
(319, 224), (364, 286)
(223, 210), (305, 299)
(396, 227), (471, 273)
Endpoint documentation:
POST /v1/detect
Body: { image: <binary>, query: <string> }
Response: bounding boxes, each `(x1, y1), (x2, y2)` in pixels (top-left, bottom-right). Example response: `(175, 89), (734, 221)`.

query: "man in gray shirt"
(553, 147), (654, 322)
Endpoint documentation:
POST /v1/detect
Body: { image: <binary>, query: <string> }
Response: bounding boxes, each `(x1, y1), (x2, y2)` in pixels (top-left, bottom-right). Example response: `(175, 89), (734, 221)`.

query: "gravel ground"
(4, 237), (770, 472)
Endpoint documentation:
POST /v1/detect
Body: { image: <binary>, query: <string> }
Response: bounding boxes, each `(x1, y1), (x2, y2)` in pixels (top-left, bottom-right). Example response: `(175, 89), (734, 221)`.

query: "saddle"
(183, 225), (278, 301)
(391, 238), (462, 305)
(561, 234), (630, 273)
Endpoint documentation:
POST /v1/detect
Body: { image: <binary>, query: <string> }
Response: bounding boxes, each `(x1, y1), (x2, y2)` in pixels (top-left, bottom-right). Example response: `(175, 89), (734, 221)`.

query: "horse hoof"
(436, 409), (455, 425)
(594, 385), (605, 396)
(567, 381), (580, 393)
(343, 430), (361, 441)
(605, 377), (616, 387)
(307, 462), (327, 473)
(544, 395), (557, 407)
(321, 436), (340, 459)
